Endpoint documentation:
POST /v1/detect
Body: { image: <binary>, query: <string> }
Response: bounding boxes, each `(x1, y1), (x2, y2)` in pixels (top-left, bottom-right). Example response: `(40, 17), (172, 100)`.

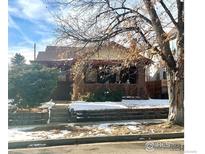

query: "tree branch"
(176, 0), (184, 30)
(143, 0), (176, 70)
(159, 0), (178, 29)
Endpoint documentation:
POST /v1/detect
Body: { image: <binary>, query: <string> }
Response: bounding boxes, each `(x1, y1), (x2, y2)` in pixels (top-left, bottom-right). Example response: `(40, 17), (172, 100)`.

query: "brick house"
(34, 42), (152, 100)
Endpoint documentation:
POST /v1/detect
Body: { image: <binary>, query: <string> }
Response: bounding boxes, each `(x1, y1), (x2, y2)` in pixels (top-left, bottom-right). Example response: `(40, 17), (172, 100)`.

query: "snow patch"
(69, 99), (169, 111)
(127, 126), (140, 131)
(69, 101), (127, 111)
(121, 99), (169, 108)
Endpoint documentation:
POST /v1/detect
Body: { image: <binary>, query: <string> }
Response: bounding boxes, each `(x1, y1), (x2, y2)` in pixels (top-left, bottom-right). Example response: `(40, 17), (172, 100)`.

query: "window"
(120, 69), (129, 83)
(163, 71), (167, 80)
(84, 64), (138, 84)
(84, 68), (97, 83)
(128, 66), (138, 84)
(120, 66), (138, 84)
(97, 66), (116, 83)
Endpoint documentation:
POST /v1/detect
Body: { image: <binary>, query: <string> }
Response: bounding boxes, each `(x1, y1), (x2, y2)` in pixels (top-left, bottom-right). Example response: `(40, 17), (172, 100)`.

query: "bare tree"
(46, 0), (184, 125)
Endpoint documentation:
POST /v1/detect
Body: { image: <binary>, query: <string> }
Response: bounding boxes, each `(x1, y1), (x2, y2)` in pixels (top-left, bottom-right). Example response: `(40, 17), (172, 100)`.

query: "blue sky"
(8, 0), (57, 63)
(8, 0), (176, 64)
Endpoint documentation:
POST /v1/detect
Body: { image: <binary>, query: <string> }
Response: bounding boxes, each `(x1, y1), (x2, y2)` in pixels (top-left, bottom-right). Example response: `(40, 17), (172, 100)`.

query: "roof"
(35, 42), (152, 65)
(36, 46), (81, 61)
(88, 57), (152, 66)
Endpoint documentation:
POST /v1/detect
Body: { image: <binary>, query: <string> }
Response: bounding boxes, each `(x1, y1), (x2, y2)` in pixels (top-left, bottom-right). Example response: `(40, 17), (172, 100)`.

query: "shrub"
(84, 88), (123, 102)
(8, 63), (59, 108)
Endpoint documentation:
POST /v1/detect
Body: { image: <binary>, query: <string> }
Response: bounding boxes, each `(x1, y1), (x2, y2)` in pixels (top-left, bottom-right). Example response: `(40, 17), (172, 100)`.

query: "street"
(9, 138), (184, 154)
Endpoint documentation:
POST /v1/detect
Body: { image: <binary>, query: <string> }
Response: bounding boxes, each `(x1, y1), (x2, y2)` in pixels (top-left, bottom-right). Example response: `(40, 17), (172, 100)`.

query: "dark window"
(129, 66), (138, 84)
(109, 73), (116, 83)
(163, 71), (167, 80)
(120, 69), (129, 83)
(97, 70), (108, 83)
(120, 66), (138, 84)
(97, 66), (116, 83)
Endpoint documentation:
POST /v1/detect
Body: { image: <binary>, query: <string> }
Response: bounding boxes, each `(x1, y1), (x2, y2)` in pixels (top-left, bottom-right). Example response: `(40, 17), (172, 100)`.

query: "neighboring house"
(146, 67), (168, 99)
(145, 28), (178, 99)
(147, 67), (167, 81)
(33, 42), (152, 100)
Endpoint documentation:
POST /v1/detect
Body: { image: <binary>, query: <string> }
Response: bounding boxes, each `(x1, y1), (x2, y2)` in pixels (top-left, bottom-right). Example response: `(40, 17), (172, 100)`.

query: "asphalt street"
(9, 138), (184, 154)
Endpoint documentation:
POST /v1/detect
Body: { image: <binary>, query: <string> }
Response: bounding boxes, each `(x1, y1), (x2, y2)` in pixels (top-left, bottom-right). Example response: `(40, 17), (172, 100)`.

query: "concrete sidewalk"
(9, 139), (184, 154)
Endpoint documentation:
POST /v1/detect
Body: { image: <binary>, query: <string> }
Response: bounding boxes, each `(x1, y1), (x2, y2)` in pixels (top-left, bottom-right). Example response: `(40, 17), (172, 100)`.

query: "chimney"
(34, 43), (36, 60)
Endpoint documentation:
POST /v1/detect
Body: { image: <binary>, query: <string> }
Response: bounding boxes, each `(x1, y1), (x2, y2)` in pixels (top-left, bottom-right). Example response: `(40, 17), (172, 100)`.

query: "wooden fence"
(146, 80), (168, 99)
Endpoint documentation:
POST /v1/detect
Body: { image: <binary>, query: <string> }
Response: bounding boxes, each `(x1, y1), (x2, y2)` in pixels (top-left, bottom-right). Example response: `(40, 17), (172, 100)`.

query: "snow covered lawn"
(69, 99), (169, 111)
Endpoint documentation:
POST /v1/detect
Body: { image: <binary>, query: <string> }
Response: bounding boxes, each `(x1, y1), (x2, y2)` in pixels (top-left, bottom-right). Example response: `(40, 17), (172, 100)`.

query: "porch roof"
(87, 57), (153, 66)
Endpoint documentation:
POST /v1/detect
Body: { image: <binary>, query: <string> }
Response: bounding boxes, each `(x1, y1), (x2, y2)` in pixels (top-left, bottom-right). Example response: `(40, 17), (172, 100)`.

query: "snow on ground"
(8, 99), (170, 142)
(121, 99), (169, 108)
(8, 127), (71, 141)
(69, 101), (128, 111)
(9, 120), (167, 141)
(69, 99), (169, 111)
(93, 121), (142, 134)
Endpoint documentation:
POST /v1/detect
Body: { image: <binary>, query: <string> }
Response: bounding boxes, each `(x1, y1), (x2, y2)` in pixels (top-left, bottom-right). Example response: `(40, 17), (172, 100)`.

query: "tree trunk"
(169, 14), (184, 125)
(167, 67), (184, 125)
(167, 42), (184, 125)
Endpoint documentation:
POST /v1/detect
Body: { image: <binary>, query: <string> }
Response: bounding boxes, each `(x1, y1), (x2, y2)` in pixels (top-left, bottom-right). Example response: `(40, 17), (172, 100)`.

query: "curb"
(8, 132), (184, 149)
